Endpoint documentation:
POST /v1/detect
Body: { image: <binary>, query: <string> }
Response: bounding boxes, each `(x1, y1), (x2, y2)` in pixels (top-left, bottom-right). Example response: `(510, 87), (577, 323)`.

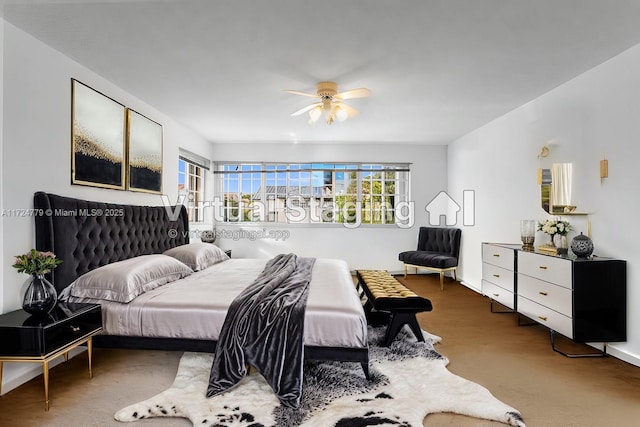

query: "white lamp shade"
(335, 105), (348, 122)
(308, 106), (322, 123)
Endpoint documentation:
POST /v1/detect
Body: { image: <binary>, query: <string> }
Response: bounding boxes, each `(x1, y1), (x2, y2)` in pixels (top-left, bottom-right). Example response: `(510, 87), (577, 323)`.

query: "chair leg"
(404, 264), (408, 278)
(440, 271), (445, 290)
(453, 268), (457, 282)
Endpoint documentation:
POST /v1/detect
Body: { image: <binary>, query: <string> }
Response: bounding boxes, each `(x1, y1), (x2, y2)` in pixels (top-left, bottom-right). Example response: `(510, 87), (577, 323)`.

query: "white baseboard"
(459, 280), (481, 293)
(605, 345), (640, 368)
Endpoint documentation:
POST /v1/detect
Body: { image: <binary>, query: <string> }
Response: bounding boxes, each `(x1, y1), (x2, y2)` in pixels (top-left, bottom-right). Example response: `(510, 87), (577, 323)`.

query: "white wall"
(0, 22), (214, 393)
(212, 142), (448, 271)
(448, 43), (640, 366)
(0, 17), (4, 312)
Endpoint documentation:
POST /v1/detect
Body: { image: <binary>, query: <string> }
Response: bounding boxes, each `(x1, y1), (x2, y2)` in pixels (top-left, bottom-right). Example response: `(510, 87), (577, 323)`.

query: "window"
(178, 158), (204, 222)
(215, 163), (410, 225)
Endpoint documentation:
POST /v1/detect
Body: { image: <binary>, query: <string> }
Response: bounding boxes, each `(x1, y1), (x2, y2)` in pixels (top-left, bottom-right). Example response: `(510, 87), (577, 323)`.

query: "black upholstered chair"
(398, 227), (462, 290)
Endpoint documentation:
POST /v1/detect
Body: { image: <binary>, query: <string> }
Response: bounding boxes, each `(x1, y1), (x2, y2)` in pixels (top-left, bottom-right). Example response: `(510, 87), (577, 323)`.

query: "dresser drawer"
(518, 295), (573, 339)
(482, 263), (514, 292)
(518, 251), (572, 289)
(43, 308), (102, 355)
(518, 274), (572, 317)
(0, 304), (102, 357)
(482, 280), (515, 309)
(482, 244), (515, 271)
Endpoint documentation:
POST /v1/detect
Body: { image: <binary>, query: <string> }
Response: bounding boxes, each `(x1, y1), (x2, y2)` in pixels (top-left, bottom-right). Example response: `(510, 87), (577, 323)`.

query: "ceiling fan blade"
(284, 90), (320, 98)
(334, 88), (371, 100)
(291, 102), (322, 116)
(334, 102), (360, 118)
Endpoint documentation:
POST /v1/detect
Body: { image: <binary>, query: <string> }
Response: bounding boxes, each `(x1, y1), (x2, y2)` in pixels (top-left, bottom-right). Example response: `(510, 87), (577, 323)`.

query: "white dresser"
(481, 243), (518, 310)
(517, 250), (626, 343)
(482, 242), (627, 347)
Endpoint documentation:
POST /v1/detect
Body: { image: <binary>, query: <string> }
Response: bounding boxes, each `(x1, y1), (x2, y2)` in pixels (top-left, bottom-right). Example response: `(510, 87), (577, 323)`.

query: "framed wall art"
(127, 109), (163, 193)
(71, 79), (127, 189)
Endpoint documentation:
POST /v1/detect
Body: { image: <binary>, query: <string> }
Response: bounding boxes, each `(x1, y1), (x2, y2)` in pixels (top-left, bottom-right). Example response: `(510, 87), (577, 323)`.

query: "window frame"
(215, 162), (411, 226)
(178, 157), (205, 223)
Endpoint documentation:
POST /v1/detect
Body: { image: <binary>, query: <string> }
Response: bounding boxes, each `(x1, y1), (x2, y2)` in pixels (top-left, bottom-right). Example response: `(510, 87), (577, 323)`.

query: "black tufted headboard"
(34, 192), (189, 293)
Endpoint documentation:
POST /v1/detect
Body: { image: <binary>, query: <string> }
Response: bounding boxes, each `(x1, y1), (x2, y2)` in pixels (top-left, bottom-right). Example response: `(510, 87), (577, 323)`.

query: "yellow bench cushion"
(356, 270), (432, 312)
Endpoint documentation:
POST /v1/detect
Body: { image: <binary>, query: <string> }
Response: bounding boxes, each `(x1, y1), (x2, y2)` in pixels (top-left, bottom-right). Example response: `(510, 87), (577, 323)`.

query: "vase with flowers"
(12, 249), (63, 315)
(537, 219), (571, 255)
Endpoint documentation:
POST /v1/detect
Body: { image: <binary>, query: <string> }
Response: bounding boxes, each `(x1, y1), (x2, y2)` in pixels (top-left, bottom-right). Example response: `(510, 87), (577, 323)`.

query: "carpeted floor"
(1, 274), (639, 426)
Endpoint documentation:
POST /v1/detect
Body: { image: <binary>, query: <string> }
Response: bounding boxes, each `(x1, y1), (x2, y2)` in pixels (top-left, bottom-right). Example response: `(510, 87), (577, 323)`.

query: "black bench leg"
(383, 313), (423, 346)
(406, 314), (425, 343)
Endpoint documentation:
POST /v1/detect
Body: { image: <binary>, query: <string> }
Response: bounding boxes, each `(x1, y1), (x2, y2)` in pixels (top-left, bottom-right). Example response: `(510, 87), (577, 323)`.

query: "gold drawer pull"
(539, 291), (548, 296)
(539, 266), (548, 270)
(70, 325), (80, 332)
(538, 316), (548, 321)
(493, 254), (500, 257)
(493, 274), (500, 278)
(493, 293), (499, 297)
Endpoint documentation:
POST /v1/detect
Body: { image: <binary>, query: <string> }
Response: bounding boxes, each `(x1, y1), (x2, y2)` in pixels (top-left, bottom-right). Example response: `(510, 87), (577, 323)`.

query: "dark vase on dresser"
(22, 273), (58, 315)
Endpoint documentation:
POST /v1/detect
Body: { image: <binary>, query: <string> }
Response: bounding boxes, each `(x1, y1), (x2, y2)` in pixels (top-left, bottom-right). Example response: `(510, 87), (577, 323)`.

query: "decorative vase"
(553, 234), (568, 255)
(571, 232), (594, 259)
(546, 233), (556, 247)
(22, 273), (58, 316)
(520, 220), (536, 251)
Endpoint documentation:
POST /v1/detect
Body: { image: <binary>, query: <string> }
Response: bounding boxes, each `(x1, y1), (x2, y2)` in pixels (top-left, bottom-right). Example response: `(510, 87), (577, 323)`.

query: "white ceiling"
(3, 0), (640, 144)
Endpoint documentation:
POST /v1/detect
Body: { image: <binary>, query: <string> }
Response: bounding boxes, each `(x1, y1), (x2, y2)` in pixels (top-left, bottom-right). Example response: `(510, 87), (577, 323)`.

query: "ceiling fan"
(285, 81), (371, 125)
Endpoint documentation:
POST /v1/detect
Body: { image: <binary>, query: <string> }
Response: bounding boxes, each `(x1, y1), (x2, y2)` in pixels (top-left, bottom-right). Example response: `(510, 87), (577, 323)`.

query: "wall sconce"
(538, 145), (550, 159)
(600, 159), (608, 179)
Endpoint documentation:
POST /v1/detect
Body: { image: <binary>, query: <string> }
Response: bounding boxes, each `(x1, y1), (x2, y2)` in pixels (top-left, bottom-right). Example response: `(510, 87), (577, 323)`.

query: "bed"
(33, 192), (369, 377)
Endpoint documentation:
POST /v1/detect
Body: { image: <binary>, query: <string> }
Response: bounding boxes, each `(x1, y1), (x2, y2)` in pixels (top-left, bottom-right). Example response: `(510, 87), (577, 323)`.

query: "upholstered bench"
(356, 270), (433, 346)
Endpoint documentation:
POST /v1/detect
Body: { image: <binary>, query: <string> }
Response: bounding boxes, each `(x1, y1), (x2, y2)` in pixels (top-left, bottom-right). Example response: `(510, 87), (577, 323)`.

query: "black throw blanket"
(207, 253), (316, 408)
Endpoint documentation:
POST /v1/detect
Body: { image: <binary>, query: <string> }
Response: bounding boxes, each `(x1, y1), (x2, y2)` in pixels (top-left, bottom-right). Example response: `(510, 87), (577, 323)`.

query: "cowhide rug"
(115, 327), (525, 426)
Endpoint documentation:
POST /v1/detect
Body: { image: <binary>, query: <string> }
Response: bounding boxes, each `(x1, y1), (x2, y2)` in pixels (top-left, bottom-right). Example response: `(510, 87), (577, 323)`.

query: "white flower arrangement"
(537, 219), (571, 236)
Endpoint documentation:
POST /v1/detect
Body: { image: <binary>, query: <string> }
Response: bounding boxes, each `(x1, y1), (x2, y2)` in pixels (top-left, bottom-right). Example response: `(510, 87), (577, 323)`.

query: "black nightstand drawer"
(0, 303), (101, 357)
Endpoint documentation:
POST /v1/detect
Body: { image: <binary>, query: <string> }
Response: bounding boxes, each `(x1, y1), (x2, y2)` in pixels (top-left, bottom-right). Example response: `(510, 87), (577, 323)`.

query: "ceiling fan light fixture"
(286, 81), (371, 125)
(335, 105), (348, 122)
(308, 106), (322, 123)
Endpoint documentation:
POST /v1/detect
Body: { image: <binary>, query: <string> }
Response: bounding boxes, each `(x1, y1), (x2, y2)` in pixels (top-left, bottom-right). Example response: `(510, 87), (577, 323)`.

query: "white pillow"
(163, 243), (229, 271)
(68, 254), (193, 303)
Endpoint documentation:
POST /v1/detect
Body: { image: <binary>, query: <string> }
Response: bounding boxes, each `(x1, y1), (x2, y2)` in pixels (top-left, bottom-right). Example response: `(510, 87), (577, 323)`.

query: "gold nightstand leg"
(43, 360), (50, 411)
(87, 337), (93, 379)
(0, 361), (3, 395)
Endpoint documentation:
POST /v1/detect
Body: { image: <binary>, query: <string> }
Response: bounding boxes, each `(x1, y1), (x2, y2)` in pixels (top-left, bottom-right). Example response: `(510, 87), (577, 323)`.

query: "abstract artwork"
(127, 109), (163, 193)
(71, 79), (126, 189)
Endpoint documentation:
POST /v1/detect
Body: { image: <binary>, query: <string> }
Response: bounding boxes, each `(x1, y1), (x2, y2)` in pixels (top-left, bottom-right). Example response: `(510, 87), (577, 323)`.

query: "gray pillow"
(163, 242), (229, 271)
(68, 254), (193, 303)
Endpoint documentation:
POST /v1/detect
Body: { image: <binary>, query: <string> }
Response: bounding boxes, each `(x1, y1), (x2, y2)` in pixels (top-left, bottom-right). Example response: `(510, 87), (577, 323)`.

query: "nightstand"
(0, 302), (102, 410)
